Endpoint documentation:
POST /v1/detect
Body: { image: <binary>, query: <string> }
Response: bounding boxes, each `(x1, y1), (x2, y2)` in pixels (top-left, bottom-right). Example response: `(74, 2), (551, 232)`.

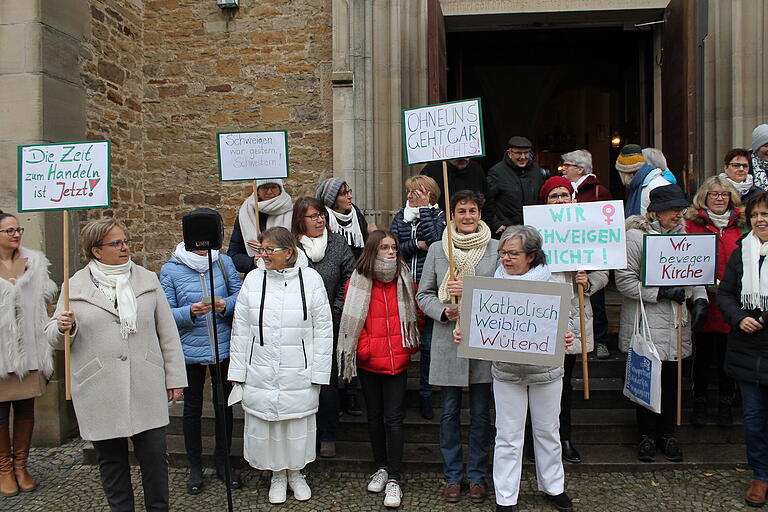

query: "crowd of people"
(2, 124), (768, 511)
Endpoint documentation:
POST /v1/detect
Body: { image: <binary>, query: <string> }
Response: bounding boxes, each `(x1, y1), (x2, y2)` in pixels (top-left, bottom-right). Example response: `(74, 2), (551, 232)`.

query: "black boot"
(187, 463), (203, 495)
(561, 440), (581, 464)
(691, 396), (707, 427)
(420, 396), (434, 420)
(637, 435), (655, 462)
(345, 392), (362, 416)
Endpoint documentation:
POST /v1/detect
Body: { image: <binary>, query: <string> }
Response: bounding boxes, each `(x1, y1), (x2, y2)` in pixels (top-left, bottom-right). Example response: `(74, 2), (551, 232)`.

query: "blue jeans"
(419, 320), (433, 398)
(739, 381), (768, 481)
(440, 383), (491, 484)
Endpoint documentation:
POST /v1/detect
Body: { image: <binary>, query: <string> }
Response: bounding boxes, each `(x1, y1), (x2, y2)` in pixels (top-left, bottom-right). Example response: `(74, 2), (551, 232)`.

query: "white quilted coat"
(228, 253), (332, 422)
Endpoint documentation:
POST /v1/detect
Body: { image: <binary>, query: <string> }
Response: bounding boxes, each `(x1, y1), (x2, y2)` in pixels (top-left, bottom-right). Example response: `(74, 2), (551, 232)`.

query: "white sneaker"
(383, 480), (402, 508)
(268, 470), (287, 504)
(367, 468), (389, 493)
(287, 470), (311, 501)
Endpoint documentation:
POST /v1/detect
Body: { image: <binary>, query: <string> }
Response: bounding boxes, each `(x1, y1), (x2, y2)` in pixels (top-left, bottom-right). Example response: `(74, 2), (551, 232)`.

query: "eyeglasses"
(548, 193), (572, 200)
(97, 239), (131, 248)
(1, 227), (23, 236)
(304, 213), (325, 221)
(728, 162), (750, 169)
(500, 250), (527, 258)
(508, 150), (531, 157)
(707, 191), (731, 199)
(337, 188), (353, 197)
(255, 247), (288, 255)
(561, 163), (582, 169)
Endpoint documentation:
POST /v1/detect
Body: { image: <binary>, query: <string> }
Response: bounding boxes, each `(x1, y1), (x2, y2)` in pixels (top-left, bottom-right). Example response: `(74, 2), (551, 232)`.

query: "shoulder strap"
(298, 267), (308, 321)
(217, 257), (229, 294)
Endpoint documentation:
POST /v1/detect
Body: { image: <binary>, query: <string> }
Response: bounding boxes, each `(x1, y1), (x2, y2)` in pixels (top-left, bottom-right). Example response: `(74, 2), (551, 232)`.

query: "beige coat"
(46, 264), (187, 441)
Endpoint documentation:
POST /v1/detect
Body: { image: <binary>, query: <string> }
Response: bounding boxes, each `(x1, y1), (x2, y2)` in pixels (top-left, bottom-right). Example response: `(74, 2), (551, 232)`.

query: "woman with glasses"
(291, 197), (355, 458)
(559, 149), (612, 203)
(720, 148), (763, 205)
(228, 227), (332, 504)
(0, 212), (56, 497)
(615, 185), (708, 463)
(47, 217), (187, 511)
(228, 178), (294, 274)
(314, 178), (373, 260)
(685, 177), (745, 427)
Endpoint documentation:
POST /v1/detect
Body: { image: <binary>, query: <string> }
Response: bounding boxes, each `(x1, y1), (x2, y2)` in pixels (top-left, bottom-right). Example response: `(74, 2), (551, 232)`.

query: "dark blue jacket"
(390, 207), (446, 283)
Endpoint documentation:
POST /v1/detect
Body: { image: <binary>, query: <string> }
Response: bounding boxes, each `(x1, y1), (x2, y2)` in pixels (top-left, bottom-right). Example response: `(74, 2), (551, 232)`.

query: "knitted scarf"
(705, 209), (732, 230)
(438, 220), (492, 302)
(753, 154), (768, 191)
(720, 172), (755, 198)
(299, 230), (328, 263)
(326, 206), (364, 249)
(88, 259), (137, 340)
(494, 261), (551, 282)
(740, 230), (768, 311)
(238, 191), (294, 257)
(172, 242), (219, 273)
(338, 257), (420, 380)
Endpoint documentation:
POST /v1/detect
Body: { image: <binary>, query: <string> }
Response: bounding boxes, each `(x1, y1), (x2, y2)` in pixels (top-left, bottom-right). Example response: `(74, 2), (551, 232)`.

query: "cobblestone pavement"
(1, 439), (757, 511)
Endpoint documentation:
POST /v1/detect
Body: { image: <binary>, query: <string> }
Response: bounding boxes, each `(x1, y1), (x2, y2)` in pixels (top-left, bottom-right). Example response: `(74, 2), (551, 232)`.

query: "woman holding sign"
(0, 211), (57, 496)
(717, 191), (768, 507)
(416, 190), (498, 504)
(616, 184), (709, 463)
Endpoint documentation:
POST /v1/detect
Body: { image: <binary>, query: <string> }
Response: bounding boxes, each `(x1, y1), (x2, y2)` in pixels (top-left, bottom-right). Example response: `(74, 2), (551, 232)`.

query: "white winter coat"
(0, 248), (57, 380)
(228, 252), (332, 422)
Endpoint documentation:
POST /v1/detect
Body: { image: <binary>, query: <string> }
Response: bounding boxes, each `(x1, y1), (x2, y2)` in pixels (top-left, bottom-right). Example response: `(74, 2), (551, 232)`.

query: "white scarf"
(403, 201), (439, 224)
(719, 172), (754, 197)
(494, 262), (552, 282)
(88, 259), (137, 340)
(706, 210), (732, 230)
(326, 206), (364, 249)
(572, 173), (595, 197)
(299, 230), (329, 263)
(172, 242), (219, 273)
(238, 191), (294, 257)
(740, 230), (768, 310)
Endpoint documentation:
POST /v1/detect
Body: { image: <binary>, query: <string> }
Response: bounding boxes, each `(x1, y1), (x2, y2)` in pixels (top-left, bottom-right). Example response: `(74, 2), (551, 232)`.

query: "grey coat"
(416, 239), (499, 386)
(614, 215), (707, 361)
(303, 232), (355, 317)
(46, 265), (187, 441)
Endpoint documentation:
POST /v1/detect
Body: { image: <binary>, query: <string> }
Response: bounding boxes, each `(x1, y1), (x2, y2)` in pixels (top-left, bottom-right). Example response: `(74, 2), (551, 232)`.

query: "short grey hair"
(259, 226), (298, 266)
(561, 149), (592, 174)
(499, 225), (547, 268)
(642, 148), (668, 170)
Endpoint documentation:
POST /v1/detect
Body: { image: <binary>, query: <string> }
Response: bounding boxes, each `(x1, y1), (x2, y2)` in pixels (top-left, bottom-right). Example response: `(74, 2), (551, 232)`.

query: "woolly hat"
(647, 184), (689, 212)
(507, 136), (532, 149)
(539, 176), (574, 203)
(615, 144), (645, 174)
(752, 124), (768, 154)
(314, 177), (347, 208)
(255, 178), (284, 190)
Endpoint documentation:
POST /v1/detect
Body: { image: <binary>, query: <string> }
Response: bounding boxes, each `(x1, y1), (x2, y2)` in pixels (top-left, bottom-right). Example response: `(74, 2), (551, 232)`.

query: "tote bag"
(623, 284), (662, 413)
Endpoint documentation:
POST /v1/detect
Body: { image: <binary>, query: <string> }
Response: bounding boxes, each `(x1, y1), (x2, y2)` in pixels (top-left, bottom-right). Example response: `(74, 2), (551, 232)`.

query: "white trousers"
(493, 377), (565, 506)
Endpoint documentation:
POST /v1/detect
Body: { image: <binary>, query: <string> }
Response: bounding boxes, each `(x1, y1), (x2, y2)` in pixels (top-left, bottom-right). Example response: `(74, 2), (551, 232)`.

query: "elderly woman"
(539, 177), (609, 465)
(720, 147), (763, 204)
(615, 185), (708, 463)
(560, 149), (612, 203)
(685, 177), (745, 427)
(228, 227), (332, 504)
(0, 211), (56, 496)
(416, 189), (498, 504)
(228, 178), (294, 274)
(390, 174), (446, 419)
(752, 125), (768, 191)
(47, 217), (187, 511)
(615, 145), (676, 217)
(291, 196), (355, 458)
(159, 210), (243, 494)
(718, 191), (768, 506)
(454, 225), (576, 512)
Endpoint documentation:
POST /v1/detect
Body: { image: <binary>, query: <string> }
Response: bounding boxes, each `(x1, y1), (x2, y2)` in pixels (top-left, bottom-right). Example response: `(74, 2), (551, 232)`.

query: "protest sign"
(401, 99), (484, 165)
(523, 200), (627, 272)
(17, 141), (111, 212)
(642, 233), (717, 286)
(217, 130), (289, 181)
(458, 276), (570, 367)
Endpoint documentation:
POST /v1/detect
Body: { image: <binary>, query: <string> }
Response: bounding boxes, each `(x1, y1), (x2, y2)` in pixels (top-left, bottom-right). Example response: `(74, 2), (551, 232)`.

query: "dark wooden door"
(427, 0), (447, 104)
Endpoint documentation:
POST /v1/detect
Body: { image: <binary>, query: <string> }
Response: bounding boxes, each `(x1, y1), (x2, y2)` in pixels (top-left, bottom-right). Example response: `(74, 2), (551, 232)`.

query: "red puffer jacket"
(348, 279), (417, 375)
(685, 208), (746, 333)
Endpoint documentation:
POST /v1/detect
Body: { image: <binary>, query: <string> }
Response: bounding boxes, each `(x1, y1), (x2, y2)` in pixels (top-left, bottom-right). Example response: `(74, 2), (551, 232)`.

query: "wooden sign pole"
(676, 303), (683, 426)
(578, 284), (590, 400)
(442, 161), (457, 304)
(63, 210), (72, 400)
(252, 180), (261, 233)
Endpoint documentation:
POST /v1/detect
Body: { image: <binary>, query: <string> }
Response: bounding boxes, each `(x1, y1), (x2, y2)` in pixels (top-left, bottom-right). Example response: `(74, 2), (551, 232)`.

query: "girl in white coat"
(228, 227), (332, 504)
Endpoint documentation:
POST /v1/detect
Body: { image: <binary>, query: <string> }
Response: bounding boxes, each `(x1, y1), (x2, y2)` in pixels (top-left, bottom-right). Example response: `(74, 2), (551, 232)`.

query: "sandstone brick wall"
(81, 0), (333, 271)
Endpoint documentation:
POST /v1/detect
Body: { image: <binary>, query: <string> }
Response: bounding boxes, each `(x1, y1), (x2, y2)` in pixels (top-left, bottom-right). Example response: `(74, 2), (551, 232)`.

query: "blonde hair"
(690, 175), (741, 212)
(80, 217), (124, 260)
(405, 175), (441, 204)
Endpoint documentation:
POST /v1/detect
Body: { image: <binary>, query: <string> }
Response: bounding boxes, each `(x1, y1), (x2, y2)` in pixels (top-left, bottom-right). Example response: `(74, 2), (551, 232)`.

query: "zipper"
(383, 284), (395, 374)
(301, 339), (308, 369)
(411, 223), (418, 278)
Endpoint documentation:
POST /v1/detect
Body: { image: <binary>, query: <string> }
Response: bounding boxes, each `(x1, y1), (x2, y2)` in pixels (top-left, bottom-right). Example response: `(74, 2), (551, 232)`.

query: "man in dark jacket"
(486, 136), (545, 235)
(420, 158), (495, 226)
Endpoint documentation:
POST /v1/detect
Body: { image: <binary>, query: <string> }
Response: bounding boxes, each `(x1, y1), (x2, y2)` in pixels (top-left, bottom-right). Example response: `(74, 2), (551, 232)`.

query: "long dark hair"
(0, 210), (17, 225)
(291, 196), (328, 238)
(354, 230), (404, 280)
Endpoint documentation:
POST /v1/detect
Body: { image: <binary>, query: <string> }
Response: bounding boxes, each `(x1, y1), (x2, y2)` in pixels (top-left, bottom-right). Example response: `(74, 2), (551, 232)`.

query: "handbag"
(623, 284), (662, 413)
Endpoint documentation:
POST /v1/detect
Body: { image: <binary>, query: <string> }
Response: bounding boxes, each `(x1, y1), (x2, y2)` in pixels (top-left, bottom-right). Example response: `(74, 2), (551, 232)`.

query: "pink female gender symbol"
(602, 204), (616, 225)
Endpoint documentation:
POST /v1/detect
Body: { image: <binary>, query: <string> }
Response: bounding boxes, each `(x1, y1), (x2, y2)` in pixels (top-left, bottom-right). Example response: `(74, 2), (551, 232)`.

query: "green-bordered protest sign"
(217, 130), (289, 181)
(642, 233), (717, 286)
(401, 98), (484, 165)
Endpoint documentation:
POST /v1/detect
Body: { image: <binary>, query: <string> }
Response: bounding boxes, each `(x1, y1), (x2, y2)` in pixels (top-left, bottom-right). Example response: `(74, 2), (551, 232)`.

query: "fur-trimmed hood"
(625, 214), (686, 235)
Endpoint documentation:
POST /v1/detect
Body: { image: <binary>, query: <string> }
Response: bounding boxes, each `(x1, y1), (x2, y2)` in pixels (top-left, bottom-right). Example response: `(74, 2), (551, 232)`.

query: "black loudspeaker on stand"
(182, 208), (234, 512)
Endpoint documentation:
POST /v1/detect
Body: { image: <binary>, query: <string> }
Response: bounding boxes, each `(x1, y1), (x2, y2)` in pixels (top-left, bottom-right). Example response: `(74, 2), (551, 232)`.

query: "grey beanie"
(314, 177), (347, 208)
(752, 124), (768, 154)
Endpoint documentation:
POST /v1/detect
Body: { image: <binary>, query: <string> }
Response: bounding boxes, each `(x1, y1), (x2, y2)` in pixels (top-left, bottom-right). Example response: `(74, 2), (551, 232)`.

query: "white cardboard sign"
(642, 233), (717, 286)
(523, 200), (627, 271)
(401, 99), (484, 164)
(17, 141), (111, 212)
(217, 130), (289, 181)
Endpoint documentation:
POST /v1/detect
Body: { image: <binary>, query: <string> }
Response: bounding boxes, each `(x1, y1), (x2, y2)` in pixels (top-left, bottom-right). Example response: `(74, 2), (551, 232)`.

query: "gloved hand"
(658, 286), (686, 304)
(690, 298), (709, 331)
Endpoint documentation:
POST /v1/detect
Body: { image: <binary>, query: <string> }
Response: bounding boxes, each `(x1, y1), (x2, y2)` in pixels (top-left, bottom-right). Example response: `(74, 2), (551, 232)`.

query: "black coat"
(717, 242), (768, 385)
(390, 207), (446, 283)
(227, 217), (264, 274)
(420, 160), (495, 228)
(486, 153), (545, 229)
